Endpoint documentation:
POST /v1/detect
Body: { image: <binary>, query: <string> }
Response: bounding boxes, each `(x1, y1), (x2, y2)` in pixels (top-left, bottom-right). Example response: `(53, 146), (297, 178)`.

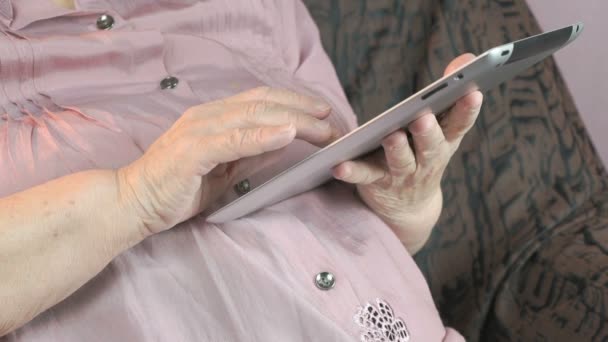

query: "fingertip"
(332, 162), (351, 180)
(443, 53), (476, 75)
(461, 52), (476, 60)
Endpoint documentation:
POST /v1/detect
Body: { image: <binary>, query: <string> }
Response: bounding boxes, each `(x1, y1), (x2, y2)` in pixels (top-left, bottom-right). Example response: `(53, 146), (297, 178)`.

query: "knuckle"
(351, 170), (363, 183)
(394, 158), (416, 172)
(228, 128), (266, 153)
(217, 132), (243, 159)
(388, 147), (414, 166)
(420, 141), (445, 159)
(359, 169), (375, 184)
(245, 101), (275, 119)
(228, 128), (248, 149)
(245, 102), (260, 118)
(420, 149), (440, 161)
(249, 128), (266, 146)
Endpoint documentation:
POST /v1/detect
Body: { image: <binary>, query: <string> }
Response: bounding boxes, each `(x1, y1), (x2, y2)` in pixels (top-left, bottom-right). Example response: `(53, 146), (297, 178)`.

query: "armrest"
(482, 191), (608, 340)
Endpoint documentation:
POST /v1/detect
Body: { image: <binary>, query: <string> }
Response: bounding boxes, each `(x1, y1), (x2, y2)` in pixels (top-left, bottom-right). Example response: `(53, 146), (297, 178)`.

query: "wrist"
(113, 167), (154, 244)
(376, 189), (443, 255)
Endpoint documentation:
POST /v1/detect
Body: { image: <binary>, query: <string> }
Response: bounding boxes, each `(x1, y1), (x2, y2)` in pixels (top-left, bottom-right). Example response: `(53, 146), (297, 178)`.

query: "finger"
(408, 114), (448, 169)
(190, 101), (339, 147)
(441, 91), (483, 143)
(233, 101), (339, 146)
(381, 130), (417, 177)
(443, 53), (476, 76)
(332, 155), (388, 185)
(198, 124), (296, 172)
(225, 86), (332, 118)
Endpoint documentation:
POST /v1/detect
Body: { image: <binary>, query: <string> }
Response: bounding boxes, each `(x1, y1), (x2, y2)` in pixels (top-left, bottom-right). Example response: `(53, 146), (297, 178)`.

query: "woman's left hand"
(332, 53), (483, 255)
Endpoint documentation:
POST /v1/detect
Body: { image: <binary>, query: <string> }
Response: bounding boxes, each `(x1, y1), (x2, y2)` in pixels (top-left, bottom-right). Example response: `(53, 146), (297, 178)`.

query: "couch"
(302, 0), (608, 340)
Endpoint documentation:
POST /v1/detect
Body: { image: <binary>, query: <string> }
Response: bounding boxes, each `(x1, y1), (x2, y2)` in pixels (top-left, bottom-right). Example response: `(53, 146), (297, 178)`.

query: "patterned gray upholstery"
(302, 0), (608, 340)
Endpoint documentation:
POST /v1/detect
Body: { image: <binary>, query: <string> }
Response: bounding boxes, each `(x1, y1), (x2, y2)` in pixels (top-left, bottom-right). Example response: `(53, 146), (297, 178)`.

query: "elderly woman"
(0, 0), (483, 341)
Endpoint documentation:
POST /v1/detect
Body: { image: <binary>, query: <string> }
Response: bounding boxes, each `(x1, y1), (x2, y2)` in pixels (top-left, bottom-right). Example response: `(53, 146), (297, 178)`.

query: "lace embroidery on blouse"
(353, 298), (411, 342)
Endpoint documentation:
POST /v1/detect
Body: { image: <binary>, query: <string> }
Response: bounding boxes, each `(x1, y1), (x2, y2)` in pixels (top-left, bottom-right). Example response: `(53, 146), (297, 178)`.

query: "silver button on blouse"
(160, 76), (179, 90)
(234, 179), (251, 195)
(315, 271), (335, 290)
(96, 14), (115, 30)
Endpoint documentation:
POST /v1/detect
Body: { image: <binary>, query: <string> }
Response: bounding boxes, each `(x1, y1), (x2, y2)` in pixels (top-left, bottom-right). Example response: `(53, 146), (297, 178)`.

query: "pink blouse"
(0, 0), (463, 340)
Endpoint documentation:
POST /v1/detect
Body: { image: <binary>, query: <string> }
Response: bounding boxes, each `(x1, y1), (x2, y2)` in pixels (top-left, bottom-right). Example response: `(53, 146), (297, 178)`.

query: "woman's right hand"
(117, 87), (338, 236)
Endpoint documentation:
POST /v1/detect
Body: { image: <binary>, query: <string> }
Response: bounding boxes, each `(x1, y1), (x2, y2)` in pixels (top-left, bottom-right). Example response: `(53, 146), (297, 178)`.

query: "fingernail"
(270, 124), (295, 145)
(314, 99), (331, 112)
(342, 166), (351, 178)
(280, 124), (296, 135)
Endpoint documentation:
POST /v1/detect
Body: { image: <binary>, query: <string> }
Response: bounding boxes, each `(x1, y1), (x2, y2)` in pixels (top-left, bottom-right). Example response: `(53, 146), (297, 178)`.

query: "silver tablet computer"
(207, 23), (583, 223)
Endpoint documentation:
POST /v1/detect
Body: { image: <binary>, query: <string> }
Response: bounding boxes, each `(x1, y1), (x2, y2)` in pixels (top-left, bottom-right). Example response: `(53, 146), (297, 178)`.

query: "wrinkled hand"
(332, 54), (483, 254)
(118, 87), (338, 236)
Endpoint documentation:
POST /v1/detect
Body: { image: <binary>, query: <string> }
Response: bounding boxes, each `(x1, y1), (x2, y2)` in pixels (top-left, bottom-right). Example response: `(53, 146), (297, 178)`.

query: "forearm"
(0, 169), (144, 335)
